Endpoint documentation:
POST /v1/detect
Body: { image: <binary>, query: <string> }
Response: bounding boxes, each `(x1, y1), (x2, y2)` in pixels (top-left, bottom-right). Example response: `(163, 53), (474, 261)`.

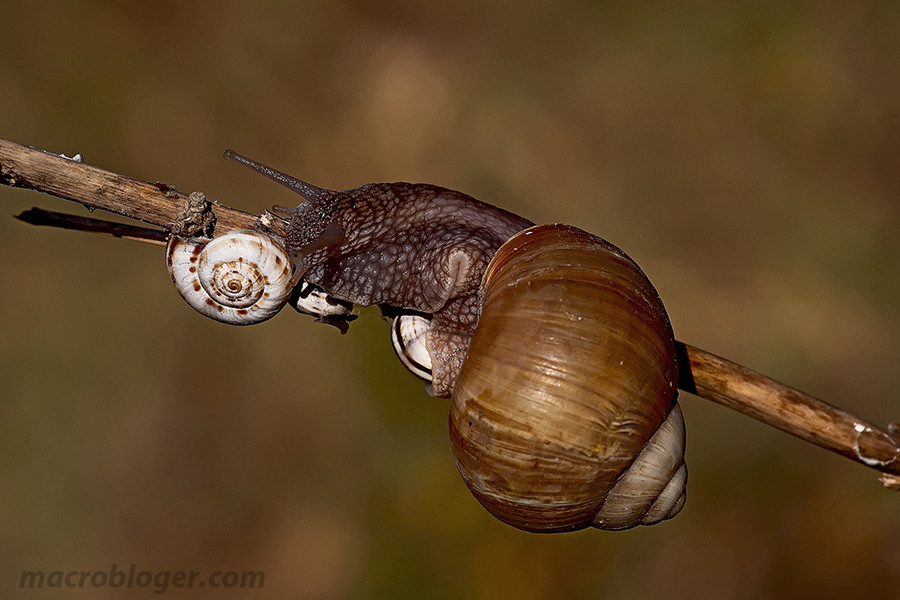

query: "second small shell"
(391, 314), (433, 382)
(166, 230), (293, 325)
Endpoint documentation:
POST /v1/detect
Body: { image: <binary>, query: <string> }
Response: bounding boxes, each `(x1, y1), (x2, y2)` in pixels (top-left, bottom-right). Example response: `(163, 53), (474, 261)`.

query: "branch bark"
(677, 342), (900, 481)
(0, 136), (286, 239)
(2, 135), (898, 485)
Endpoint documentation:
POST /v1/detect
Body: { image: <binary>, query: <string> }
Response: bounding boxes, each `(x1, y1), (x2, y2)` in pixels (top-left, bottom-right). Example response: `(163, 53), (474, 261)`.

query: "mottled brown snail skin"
(224, 150), (533, 396)
(225, 151), (687, 532)
(450, 225), (686, 532)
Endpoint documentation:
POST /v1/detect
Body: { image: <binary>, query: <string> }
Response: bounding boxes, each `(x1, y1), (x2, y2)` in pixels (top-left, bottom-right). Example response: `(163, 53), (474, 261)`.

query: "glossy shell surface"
(450, 224), (683, 532)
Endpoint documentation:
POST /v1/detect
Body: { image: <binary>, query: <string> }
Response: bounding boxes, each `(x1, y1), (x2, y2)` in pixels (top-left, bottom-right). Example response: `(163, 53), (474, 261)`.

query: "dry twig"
(0, 136), (286, 240)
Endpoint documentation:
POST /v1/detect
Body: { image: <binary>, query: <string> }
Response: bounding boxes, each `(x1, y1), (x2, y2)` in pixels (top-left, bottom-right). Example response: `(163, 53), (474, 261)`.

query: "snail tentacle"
(224, 149), (332, 203)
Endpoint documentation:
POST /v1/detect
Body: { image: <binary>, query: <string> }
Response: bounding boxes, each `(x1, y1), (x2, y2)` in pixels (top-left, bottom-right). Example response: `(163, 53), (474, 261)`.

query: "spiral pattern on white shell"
(166, 230), (293, 325)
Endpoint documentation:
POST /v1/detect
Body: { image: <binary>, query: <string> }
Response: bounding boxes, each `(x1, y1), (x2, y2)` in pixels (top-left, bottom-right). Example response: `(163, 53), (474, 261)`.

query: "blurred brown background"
(1, 1), (899, 598)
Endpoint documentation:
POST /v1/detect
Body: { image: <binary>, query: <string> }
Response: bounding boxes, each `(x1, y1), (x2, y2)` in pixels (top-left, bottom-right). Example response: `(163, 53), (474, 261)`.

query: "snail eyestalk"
(223, 149), (332, 202)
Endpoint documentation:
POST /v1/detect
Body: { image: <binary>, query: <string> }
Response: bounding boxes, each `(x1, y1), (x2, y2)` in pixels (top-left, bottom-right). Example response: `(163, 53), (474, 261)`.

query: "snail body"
(223, 149), (533, 396)
(219, 151), (687, 532)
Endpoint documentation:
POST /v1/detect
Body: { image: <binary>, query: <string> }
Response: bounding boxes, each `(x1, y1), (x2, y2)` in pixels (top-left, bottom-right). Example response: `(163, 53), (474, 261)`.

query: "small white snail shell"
(166, 230), (293, 325)
(391, 314), (433, 382)
(291, 281), (357, 319)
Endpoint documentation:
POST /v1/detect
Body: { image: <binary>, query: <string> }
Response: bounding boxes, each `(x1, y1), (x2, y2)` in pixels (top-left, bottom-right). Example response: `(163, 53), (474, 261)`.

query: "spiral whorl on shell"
(450, 224), (687, 532)
(166, 230), (293, 325)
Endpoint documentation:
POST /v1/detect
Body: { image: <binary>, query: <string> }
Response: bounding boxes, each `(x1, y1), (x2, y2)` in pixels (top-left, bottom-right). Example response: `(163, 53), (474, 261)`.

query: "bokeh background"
(2, 1), (899, 598)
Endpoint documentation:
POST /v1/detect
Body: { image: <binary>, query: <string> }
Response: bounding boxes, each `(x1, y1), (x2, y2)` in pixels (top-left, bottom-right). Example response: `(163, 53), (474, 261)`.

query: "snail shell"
(449, 224), (686, 531)
(291, 280), (356, 319)
(289, 280), (359, 333)
(166, 230), (293, 325)
(391, 314), (433, 382)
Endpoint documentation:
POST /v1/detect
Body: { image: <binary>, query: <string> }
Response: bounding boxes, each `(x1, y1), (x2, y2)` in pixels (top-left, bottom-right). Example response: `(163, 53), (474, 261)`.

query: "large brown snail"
(166, 151), (691, 531)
